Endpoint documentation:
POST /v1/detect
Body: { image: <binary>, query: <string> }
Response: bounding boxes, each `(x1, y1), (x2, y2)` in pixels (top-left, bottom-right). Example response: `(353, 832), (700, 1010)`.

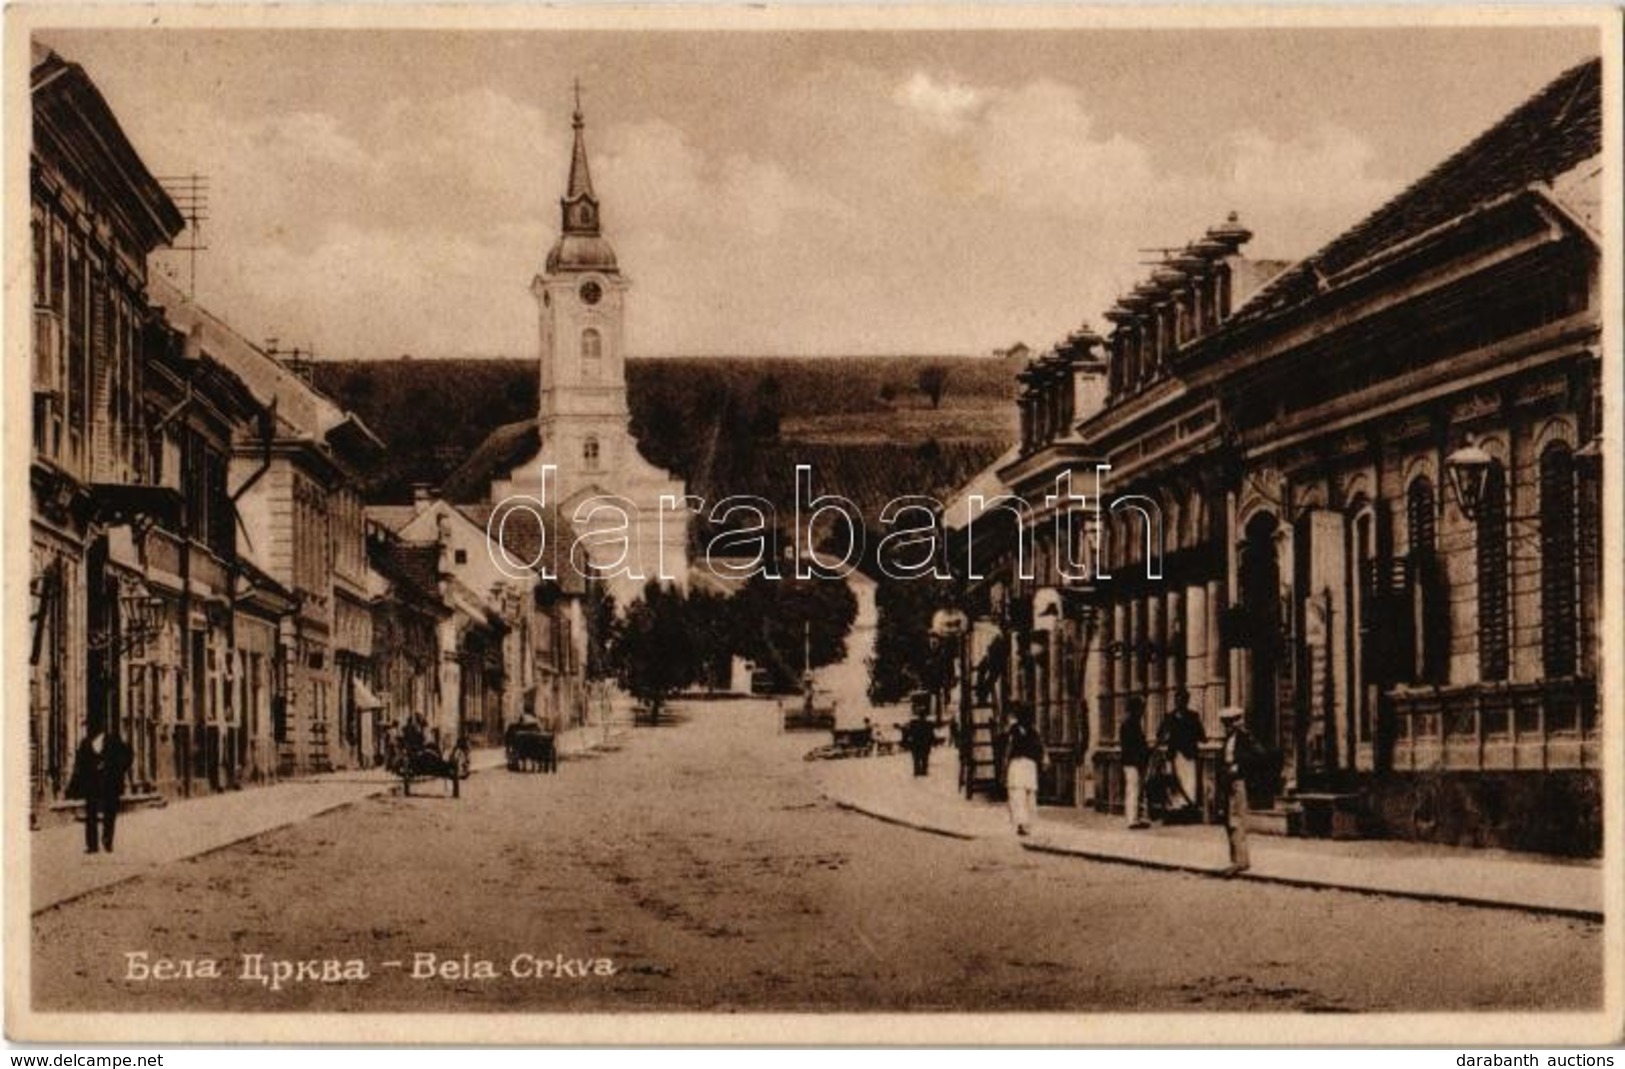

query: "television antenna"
(157, 174), (210, 297)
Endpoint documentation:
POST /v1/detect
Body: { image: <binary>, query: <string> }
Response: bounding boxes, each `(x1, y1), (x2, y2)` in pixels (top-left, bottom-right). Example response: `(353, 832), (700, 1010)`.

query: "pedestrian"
(402, 713), (425, 753)
(66, 721), (134, 855)
(1004, 702), (1044, 836)
(973, 631), (1008, 707)
(1218, 706), (1259, 875)
(1156, 688), (1206, 816)
(1119, 697), (1151, 829)
(901, 707), (935, 777)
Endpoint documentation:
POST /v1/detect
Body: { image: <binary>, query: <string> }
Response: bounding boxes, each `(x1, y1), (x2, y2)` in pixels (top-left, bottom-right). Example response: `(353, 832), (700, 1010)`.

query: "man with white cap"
(1217, 706), (1258, 875)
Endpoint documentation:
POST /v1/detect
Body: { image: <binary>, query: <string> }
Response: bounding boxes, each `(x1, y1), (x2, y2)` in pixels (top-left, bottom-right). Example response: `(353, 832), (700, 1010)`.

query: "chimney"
(412, 483), (435, 512)
(1066, 323), (1109, 424)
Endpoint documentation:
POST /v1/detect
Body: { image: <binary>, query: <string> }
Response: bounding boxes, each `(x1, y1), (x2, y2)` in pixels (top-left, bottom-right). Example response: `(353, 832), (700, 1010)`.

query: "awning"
(352, 678), (386, 711)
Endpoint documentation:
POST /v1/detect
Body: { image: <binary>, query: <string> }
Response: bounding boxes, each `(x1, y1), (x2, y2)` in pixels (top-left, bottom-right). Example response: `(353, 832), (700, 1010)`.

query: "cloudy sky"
(45, 23), (1598, 360)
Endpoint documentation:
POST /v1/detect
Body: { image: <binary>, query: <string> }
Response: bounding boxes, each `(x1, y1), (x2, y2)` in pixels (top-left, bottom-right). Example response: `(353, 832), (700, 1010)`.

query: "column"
(1206, 579), (1225, 732)
(1147, 592), (1167, 724)
(1184, 582), (1207, 702)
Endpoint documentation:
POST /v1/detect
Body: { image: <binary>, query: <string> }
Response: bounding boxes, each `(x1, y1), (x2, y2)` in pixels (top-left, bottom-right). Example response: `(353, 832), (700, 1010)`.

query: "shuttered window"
(1407, 476), (1449, 683)
(1476, 461), (1509, 682)
(1540, 444), (1577, 678)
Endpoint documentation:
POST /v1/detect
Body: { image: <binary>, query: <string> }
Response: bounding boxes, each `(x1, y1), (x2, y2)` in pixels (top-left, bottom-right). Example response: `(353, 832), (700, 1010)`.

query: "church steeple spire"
(562, 79), (600, 236)
(543, 81), (617, 275)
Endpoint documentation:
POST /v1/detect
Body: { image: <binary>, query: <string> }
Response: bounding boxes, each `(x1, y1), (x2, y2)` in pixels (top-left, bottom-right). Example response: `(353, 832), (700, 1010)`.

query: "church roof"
(440, 418), (540, 503)
(565, 91), (596, 207)
(546, 233), (618, 274)
(546, 91), (618, 274)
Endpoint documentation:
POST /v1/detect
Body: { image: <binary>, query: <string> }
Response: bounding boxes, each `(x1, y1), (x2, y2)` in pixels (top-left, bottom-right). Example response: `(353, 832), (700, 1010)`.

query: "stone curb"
(33, 734), (632, 916)
(32, 787), (392, 916)
(821, 778), (1605, 923)
(825, 796), (978, 841)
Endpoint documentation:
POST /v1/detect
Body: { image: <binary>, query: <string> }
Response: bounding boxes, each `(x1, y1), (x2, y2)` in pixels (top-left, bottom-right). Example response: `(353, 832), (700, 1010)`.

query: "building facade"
(31, 46), (192, 819)
(947, 58), (1604, 855)
(152, 274), (385, 777)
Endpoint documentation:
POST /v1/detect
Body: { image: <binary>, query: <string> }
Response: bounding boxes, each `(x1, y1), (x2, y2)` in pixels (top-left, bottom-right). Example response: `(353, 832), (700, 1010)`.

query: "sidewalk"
(814, 752), (1605, 920)
(31, 722), (625, 915)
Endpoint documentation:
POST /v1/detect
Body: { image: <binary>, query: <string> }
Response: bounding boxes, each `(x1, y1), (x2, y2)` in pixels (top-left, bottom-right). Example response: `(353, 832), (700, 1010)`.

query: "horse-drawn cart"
(387, 738), (470, 797)
(504, 721), (558, 773)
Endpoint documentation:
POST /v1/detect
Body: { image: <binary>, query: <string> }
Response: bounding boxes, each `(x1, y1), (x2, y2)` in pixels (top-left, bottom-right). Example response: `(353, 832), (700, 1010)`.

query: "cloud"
(894, 70), (984, 131)
(1213, 125), (1394, 259)
(141, 61), (1400, 360)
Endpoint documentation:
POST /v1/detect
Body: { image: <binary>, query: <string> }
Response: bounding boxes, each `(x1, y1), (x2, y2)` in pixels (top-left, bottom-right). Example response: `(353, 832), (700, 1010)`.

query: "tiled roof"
(459, 501), (586, 595)
(1231, 57), (1601, 329)
(369, 540), (443, 608)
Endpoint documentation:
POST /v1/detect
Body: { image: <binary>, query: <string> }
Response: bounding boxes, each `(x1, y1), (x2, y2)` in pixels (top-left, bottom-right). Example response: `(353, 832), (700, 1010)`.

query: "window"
(1476, 460), (1509, 682)
(1540, 443), (1577, 678)
(48, 219), (66, 313)
(581, 328), (602, 381)
(583, 435), (601, 471)
(1407, 476), (1448, 683)
(1352, 507), (1375, 741)
(454, 548), (468, 566)
(67, 239), (86, 469)
(32, 213), (45, 304)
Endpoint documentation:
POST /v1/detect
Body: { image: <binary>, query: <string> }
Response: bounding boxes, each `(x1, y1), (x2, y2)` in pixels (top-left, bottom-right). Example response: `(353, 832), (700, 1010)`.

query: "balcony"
(1390, 678), (1599, 772)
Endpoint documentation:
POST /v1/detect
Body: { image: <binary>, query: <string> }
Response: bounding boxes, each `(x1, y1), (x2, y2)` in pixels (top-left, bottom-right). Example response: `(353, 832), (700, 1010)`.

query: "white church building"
(452, 93), (689, 606)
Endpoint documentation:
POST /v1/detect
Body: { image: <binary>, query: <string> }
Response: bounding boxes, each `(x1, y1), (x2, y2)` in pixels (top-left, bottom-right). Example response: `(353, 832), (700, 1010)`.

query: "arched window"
(1540, 443), (1577, 678)
(580, 328), (602, 381)
(583, 435), (600, 471)
(1475, 460), (1509, 683)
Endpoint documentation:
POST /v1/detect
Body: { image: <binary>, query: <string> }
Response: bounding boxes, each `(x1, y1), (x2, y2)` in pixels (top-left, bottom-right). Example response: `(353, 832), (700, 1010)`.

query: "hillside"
(314, 355), (1020, 513)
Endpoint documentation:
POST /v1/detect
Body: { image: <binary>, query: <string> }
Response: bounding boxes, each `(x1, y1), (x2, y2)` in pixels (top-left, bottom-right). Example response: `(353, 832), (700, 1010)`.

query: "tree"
(606, 581), (700, 721)
(684, 586), (738, 692)
(917, 364), (950, 409)
(868, 573), (957, 705)
(584, 584), (620, 684)
(751, 374), (783, 440)
(730, 572), (858, 692)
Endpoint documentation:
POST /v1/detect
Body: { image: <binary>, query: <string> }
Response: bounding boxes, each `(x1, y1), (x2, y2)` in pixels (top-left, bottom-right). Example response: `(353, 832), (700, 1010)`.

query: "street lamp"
(1445, 437), (1495, 522)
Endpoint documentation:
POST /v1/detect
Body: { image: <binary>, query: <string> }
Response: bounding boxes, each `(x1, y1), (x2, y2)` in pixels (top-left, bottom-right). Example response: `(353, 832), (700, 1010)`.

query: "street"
(32, 699), (1602, 1014)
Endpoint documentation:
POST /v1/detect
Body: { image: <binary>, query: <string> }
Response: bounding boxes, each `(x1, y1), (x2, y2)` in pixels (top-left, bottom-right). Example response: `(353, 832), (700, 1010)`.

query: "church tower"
(494, 86), (688, 601)
(530, 87), (631, 486)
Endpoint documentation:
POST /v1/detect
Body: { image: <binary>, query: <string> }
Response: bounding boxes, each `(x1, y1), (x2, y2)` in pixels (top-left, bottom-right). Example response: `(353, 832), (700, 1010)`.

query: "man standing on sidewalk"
(901, 707), (936, 777)
(1003, 703), (1044, 836)
(1120, 698), (1151, 829)
(1156, 688), (1205, 818)
(1218, 707), (1259, 876)
(66, 721), (133, 855)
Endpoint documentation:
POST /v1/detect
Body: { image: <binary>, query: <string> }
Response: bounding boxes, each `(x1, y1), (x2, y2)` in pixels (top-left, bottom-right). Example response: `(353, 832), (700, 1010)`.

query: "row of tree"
(588, 574), (859, 717)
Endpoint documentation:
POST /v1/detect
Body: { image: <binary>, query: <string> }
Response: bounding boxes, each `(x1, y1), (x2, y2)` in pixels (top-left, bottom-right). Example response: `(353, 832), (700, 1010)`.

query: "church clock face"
(579, 280), (603, 306)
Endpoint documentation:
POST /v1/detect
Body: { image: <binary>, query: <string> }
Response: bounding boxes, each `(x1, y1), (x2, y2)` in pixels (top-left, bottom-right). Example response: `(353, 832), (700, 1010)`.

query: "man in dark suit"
(67, 722), (134, 854)
(1120, 698), (1152, 829)
(901, 707), (936, 777)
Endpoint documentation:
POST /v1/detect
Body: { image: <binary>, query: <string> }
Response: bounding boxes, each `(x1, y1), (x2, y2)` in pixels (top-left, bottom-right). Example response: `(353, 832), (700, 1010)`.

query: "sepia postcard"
(4, 2), (1622, 1047)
